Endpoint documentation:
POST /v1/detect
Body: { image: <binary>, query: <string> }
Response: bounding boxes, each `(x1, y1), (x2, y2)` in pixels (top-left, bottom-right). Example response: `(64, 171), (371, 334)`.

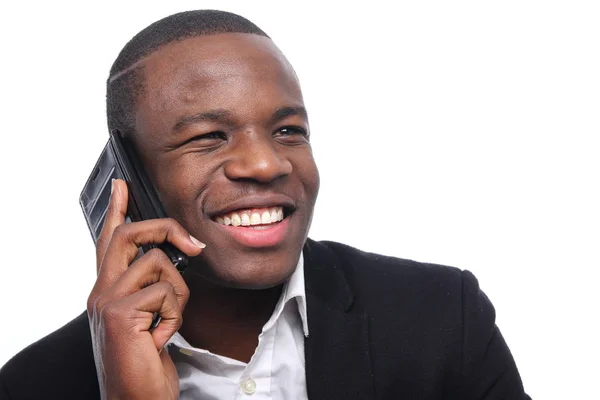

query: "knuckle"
(155, 280), (174, 294)
(99, 301), (122, 323)
(164, 217), (176, 225)
(112, 223), (128, 239)
(180, 284), (191, 300)
(157, 281), (179, 302)
(165, 217), (184, 234)
(174, 310), (184, 328)
(146, 248), (170, 265)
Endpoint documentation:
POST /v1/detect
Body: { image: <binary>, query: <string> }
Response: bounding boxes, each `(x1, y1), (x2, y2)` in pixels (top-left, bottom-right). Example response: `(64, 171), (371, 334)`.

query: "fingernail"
(189, 235), (206, 249)
(111, 178), (115, 195)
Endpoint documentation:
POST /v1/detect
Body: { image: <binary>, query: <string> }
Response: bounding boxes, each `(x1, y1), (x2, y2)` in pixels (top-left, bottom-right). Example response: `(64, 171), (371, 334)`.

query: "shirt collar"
(167, 251), (309, 350)
(253, 253), (308, 336)
(289, 251), (309, 337)
(262, 251), (309, 337)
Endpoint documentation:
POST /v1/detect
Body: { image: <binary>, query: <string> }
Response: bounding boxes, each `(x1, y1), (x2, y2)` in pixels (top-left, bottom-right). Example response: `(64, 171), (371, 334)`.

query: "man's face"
(132, 33), (319, 289)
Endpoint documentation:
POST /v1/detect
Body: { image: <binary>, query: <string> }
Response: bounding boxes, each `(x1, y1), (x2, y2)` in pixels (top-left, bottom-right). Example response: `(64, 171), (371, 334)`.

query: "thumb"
(95, 178), (128, 272)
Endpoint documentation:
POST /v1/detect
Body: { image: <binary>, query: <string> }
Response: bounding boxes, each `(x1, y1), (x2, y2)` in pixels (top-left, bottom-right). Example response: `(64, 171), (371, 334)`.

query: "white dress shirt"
(166, 253), (309, 400)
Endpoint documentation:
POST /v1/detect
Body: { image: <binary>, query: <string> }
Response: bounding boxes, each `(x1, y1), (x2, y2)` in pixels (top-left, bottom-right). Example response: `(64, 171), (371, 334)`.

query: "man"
(0, 10), (530, 399)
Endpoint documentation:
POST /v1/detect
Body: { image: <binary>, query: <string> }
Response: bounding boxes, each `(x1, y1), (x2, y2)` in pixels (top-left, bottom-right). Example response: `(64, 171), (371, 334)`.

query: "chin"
(187, 250), (301, 290)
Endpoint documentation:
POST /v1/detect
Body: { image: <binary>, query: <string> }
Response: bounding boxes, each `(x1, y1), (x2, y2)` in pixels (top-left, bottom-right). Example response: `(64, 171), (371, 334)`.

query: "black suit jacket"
(0, 239), (531, 399)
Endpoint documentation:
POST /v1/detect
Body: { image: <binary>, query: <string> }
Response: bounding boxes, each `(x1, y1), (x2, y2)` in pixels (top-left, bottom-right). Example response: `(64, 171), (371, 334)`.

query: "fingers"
(96, 179), (128, 271)
(95, 218), (204, 291)
(88, 281), (182, 399)
(103, 248), (190, 310)
(88, 178), (205, 359)
(86, 181), (200, 399)
(99, 281), (183, 351)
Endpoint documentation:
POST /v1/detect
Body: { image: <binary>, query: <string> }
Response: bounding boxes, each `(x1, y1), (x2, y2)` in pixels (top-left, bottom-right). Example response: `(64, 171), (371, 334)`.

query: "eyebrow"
(173, 106), (308, 133)
(269, 106), (308, 125)
(173, 109), (235, 132)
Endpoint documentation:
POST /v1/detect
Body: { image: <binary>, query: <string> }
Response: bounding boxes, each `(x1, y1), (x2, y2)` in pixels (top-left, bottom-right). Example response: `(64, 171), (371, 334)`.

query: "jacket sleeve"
(460, 270), (531, 399)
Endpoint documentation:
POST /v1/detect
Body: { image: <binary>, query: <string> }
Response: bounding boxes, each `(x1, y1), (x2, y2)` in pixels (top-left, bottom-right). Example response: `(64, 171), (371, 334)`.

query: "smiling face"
(131, 33), (319, 289)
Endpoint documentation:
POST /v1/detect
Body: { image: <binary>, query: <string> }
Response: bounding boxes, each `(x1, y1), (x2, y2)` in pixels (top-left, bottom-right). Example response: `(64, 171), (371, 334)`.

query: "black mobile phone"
(80, 129), (188, 274)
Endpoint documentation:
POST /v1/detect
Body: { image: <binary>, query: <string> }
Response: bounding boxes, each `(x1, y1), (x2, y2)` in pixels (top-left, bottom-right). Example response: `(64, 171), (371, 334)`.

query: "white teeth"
(270, 208), (278, 222)
(241, 214), (251, 226)
(215, 206), (286, 226)
(250, 213), (261, 225)
(261, 211), (271, 224)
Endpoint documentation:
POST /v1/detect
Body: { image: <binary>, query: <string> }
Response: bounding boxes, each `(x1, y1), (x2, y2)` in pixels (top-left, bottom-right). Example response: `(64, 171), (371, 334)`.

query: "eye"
(196, 131), (227, 140)
(180, 131), (227, 147)
(273, 126), (309, 142)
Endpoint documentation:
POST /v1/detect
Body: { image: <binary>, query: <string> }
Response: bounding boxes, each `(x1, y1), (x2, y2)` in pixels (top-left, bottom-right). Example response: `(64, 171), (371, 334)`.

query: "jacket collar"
(303, 239), (375, 400)
(303, 238), (354, 312)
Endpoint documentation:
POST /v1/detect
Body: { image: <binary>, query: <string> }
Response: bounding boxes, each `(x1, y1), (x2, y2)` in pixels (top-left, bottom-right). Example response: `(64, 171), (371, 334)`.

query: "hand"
(87, 179), (205, 400)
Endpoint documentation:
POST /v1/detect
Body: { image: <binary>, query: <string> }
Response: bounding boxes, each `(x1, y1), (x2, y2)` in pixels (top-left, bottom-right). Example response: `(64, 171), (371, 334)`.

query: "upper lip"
(209, 194), (296, 219)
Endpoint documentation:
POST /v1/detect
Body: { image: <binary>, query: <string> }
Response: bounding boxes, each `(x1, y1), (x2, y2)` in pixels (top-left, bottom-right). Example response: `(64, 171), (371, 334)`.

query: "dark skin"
(87, 33), (319, 399)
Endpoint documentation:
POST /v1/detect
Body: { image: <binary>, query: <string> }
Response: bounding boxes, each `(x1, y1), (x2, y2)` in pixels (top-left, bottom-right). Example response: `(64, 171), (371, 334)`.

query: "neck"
(179, 271), (283, 363)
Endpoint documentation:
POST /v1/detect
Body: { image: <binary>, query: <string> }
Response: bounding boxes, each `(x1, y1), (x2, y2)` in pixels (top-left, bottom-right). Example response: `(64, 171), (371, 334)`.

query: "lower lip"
(214, 217), (291, 248)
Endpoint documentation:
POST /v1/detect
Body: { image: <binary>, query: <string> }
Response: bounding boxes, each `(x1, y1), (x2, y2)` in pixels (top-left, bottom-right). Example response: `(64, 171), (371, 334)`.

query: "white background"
(1, 1), (598, 398)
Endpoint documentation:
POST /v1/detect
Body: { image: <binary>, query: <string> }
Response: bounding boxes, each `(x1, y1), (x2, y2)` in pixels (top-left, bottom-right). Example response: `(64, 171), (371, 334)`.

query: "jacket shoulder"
(317, 239), (465, 297)
(312, 239), (474, 337)
(0, 312), (99, 400)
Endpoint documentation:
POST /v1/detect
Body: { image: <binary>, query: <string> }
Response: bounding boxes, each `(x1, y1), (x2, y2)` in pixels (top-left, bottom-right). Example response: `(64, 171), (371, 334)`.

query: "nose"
(224, 133), (293, 183)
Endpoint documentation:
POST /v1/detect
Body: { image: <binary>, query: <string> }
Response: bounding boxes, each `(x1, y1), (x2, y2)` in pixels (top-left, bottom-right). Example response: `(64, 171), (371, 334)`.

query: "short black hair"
(106, 10), (269, 135)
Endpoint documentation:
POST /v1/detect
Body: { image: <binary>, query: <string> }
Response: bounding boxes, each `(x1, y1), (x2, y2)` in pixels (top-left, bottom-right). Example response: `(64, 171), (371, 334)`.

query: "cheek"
(293, 153), (320, 204)
(154, 155), (213, 220)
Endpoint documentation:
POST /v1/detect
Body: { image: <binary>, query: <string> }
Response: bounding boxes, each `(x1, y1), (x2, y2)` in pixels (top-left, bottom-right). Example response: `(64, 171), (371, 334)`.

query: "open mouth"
(213, 206), (292, 229)
(210, 204), (295, 247)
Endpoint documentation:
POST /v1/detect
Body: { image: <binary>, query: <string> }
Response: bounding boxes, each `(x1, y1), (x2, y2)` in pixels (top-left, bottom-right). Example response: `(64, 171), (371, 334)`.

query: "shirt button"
(241, 378), (256, 394)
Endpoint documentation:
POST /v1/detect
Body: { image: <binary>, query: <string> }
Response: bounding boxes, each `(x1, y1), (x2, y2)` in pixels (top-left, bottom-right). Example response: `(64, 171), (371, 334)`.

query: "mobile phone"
(80, 129), (188, 274)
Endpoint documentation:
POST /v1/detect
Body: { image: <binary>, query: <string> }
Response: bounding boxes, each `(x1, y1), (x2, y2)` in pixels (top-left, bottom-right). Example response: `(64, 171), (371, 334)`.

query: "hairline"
(108, 32), (278, 137)
(108, 32), (271, 85)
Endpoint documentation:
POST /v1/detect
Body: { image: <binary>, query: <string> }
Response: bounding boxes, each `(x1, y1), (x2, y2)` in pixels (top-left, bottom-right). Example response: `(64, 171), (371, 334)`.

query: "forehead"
(138, 33), (302, 116)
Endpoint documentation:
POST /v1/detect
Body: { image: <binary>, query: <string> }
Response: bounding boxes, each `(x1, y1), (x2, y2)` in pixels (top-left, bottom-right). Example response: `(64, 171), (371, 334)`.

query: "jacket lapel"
(303, 239), (375, 400)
